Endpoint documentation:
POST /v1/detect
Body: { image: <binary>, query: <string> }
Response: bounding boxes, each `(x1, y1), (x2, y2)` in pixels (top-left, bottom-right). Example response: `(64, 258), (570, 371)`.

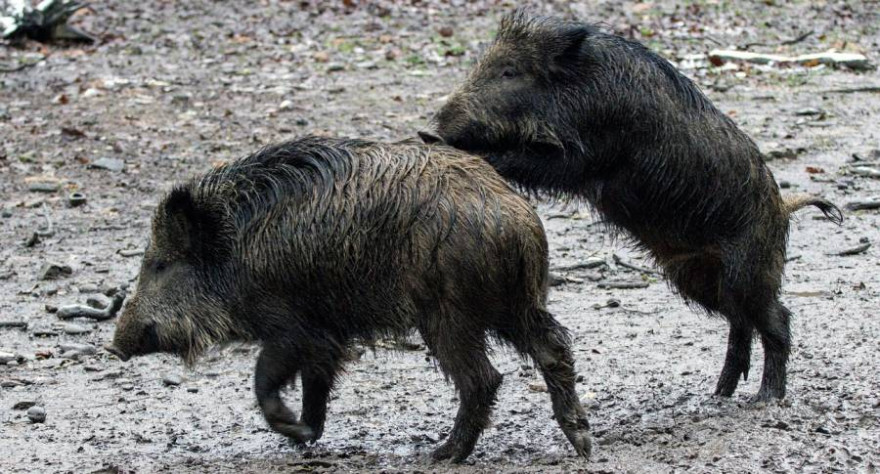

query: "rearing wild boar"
(106, 137), (591, 462)
(423, 11), (843, 402)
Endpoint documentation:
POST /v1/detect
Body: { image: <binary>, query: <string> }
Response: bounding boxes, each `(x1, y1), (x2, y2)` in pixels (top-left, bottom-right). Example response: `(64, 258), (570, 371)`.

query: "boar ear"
(549, 25), (592, 75)
(162, 187), (231, 262)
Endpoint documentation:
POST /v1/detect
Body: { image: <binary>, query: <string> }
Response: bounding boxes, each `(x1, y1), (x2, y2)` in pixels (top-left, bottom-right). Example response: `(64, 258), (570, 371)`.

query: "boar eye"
(501, 68), (520, 79)
(154, 261), (168, 273)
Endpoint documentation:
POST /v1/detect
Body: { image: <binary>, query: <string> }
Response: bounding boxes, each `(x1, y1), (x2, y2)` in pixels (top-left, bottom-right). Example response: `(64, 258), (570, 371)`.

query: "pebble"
(32, 327), (59, 337)
(528, 383), (548, 393)
(13, 401), (37, 410)
(78, 283), (100, 294)
(279, 100), (294, 111)
(326, 63), (345, 73)
(45, 304), (58, 313)
(60, 323), (91, 335)
(27, 406), (47, 423)
(26, 177), (61, 193)
(117, 248), (145, 257)
(163, 374), (183, 386)
(39, 262), (73, 280)
(86, 294), (110, 309)
(0, 351), (17, 364)
(89, 158), (125, 172)
(58, 343), (97, 358)
(187, 387), (199, 393)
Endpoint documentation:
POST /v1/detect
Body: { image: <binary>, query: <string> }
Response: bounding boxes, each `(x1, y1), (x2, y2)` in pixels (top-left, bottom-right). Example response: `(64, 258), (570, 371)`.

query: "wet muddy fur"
(109, 137), (591, 462)
(428, 10), (844, 402)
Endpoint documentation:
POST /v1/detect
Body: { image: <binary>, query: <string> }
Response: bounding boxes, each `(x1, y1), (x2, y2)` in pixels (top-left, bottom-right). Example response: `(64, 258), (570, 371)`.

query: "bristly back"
(186, 136), (374, 230)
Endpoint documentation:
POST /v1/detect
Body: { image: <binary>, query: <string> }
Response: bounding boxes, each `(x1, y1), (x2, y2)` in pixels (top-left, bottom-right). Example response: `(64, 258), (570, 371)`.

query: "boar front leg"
(255, 343), (314, 443)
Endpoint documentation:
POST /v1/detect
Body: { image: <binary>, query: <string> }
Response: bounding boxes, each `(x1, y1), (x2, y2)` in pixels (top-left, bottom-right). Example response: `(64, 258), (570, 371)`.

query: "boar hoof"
(272, 421), (315, 444)
(748, 389), (784, 406)
(431, 441), (469, 463)
(564, 428), (592, 459)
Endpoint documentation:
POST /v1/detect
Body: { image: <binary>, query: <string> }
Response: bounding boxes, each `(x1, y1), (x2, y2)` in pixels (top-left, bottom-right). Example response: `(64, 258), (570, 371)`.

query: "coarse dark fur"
(106, 136), (591, 462)
(424, 10), (844, 402)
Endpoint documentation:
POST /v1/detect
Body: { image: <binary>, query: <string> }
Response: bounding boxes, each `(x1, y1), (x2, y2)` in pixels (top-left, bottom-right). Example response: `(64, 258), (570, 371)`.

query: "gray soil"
(1, 1), (878, 473)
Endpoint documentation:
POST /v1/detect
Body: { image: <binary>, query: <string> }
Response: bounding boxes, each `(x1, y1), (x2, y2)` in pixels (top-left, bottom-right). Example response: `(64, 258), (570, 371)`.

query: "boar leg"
(421, 327), (502, 463)
(752, 302), (791, 402)
(503, 309), (591, 458)
(300, 355), (342, 441)
(255, 343), (314, 443)
(714, 322), (753, 397)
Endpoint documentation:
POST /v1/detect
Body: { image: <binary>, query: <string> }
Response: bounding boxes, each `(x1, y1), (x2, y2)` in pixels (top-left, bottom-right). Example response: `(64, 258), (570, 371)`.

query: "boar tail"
(783, 194), (844, 225)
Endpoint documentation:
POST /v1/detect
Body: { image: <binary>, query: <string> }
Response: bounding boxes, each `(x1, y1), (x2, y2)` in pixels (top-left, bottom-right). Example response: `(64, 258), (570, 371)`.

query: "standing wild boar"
(422, 11), (843, 402)
(105, 137), (591, 462)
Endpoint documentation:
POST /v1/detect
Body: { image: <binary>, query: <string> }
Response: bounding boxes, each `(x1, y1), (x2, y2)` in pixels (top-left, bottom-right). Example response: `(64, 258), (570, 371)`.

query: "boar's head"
(106, 188), (238, 366)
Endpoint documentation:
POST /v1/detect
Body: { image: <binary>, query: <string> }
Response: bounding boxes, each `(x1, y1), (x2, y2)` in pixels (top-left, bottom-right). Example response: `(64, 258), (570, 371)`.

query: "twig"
(845, 200), (880, 211)
(0, 59), (44, 73)
(0, 321), (28, 329)
(827, 242), (871, 257)
(598, 281), (650, 290)
(741, 30), (813, 49)
(612, 253), (658, 275)
(824, 86), (880, 94)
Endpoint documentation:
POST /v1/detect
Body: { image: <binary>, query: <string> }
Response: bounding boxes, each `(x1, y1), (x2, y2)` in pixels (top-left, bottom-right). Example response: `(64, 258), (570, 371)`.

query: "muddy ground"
(1, 1), (879, 473)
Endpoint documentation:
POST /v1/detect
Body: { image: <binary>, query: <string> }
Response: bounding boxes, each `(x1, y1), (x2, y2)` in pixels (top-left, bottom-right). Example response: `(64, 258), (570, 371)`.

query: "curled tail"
(783, 194), (844, 225)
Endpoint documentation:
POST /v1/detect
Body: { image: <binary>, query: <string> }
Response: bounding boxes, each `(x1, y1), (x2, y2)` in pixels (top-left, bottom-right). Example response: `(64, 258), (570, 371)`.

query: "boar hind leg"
(714, 322), (753, 397)
(255, 344), (314, 443)
(502, 309), (591, 458)
(300, 353), (342, 441)
(422, 327), (502, 463)
(751, 302), (791, 402)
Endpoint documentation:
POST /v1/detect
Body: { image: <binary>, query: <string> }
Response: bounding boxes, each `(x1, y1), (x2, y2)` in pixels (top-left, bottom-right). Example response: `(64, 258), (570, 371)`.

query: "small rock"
(438, 26), (454, 37)
(528, 383), (548, 393)
(58, 343), (97, 357)
(27, 406), (47, 423)
(163, 374), (183, 386)
(794, 107), (825, 117)
(295, 118), (309, 127)
(39, 262), (73, 281)
(60, 323), (91, 335)
(187, 387), (199, 393)
(89, 158), (125, 172)
(778, 180), (792, 189)
(117, 248), (144, 258)
(279, 100), (294, 111)
(78, 283), (100, 294)
(1, 210), (12, 218)
(45, 304), (58, 313)
(326, 63), (345, 73)
(86, 294), (111, 310)
(0, 351), (17, 364)
(32, 327), (59, 337)
(26, 177), (61, 193)
(12, 401), (37, 410)
(313, 51), (330, 63)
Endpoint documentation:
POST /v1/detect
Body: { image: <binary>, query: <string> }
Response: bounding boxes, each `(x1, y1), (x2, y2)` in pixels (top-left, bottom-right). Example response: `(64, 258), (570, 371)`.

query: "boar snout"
(104, 344), (131, 362)
(108, 320), (161, 361)
(418, 130), (444, 145)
